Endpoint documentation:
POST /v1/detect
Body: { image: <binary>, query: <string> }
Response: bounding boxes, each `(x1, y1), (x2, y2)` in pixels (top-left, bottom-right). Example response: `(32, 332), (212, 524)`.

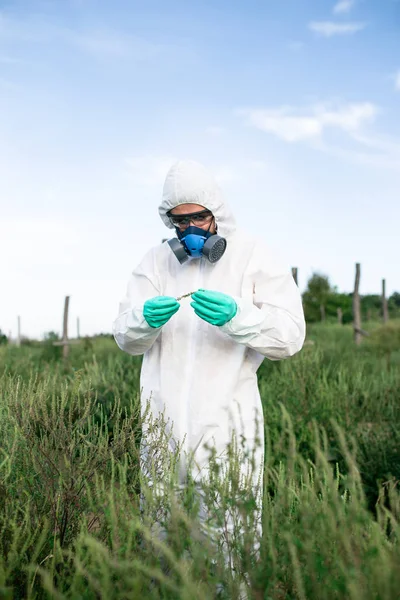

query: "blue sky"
(1, 0), (399, 339)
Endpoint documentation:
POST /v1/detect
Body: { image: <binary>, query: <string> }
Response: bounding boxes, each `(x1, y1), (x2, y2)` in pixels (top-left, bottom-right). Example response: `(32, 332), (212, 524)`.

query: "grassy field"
(0, 322), (400, 599)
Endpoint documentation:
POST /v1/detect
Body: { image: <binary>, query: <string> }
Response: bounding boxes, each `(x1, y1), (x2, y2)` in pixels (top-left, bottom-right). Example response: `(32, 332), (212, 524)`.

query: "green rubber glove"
(143, 296), (180, 328)
(191, 289), (237, 327)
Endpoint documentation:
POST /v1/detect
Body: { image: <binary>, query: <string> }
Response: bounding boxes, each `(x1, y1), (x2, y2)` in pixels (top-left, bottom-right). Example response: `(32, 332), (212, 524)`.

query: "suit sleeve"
(220, 243), (306, 360)
(112, 249), (163, 356)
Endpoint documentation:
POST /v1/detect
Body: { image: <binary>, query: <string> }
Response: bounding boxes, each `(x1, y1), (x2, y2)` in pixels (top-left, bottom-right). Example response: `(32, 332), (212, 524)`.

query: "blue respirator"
(167, 226), (227, 264)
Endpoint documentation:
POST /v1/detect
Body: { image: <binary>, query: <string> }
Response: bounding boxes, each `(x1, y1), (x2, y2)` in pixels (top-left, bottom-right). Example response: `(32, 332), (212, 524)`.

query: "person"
(113, 159), (305, 540)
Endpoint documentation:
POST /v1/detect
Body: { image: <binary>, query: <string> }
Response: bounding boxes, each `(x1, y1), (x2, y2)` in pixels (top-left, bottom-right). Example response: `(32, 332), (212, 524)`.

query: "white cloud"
(333, 0), (355, 14)
(309, 21), (365, 37)
(246, 111), (321, 142)
(237, 102), (400, 170)
(317, 134), (400, 170)
(315, 103), (377, 130)
(238, 102), (377, 143)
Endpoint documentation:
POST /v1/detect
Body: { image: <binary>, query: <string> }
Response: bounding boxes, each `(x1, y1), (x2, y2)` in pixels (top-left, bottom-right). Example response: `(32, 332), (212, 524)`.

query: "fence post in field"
(337, 307), (343, 325)
(382, 279), (389, 323)
(16, 316), (21, 347)
(77, 317), (80, 339)
(62, 296), (70, 364)
(291, 267), (298, 286)
(53, 296), (80, 367)
(353, 263), (362, 345)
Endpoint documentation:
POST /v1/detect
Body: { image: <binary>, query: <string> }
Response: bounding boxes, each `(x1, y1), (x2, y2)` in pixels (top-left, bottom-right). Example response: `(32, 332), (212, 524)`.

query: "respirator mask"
(166, 209), (227, 265)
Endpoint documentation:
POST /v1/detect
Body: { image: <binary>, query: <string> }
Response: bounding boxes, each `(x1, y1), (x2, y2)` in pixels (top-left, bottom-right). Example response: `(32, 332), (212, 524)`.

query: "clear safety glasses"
(167, 209), (214, 229)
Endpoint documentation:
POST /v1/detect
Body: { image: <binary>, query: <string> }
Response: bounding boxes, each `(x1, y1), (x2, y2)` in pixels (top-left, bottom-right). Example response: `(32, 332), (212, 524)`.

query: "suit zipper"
(179, 259), (204, 464)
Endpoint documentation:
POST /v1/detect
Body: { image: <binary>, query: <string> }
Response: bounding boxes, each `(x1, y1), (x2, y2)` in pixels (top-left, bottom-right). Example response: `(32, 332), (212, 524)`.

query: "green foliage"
(364, 322), (400, 371)
(306, 273), (331, 301)
(325, 292), (353, 324)
(389, 292), (400, 308)
(0, 331), (400, 598)
(302, 273), (332, 322)
(259, 322), (400, 515)
(302, 271), (400, 324)
(20, 337), (36, 347)
(40, 331), (62, 363)
(388, 292), (400, 319)
(361, 294), (382, 321)
(0, 330), (7, 346)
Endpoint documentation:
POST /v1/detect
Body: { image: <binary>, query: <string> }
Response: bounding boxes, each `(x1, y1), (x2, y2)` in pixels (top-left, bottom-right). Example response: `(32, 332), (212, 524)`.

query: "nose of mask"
(178, 225), (210, 255)
(181, 232), (207, 258)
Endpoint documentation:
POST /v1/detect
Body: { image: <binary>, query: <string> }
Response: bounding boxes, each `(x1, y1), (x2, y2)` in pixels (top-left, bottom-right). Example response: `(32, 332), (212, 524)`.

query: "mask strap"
(206, 217), (215, 234)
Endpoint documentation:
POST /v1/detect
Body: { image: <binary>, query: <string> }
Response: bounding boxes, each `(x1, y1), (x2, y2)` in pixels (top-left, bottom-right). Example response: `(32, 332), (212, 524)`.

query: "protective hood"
(159, 160), (236, 238)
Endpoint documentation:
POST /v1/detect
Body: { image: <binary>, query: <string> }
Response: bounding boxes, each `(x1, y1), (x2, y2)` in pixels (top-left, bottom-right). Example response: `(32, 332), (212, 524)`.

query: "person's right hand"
(143, 296), (180, 328)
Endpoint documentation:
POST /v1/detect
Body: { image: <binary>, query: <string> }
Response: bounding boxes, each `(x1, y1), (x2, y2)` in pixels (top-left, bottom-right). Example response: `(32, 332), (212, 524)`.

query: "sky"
(1, 0), (399, 339)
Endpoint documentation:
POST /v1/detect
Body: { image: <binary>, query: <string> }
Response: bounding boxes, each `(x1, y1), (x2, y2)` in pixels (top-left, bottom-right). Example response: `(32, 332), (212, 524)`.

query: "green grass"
(0, 323), (400, 599)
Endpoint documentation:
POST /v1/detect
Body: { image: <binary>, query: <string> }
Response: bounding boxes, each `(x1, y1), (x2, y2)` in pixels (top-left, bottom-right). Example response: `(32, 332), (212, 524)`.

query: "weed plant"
(0, 323), (399, 599)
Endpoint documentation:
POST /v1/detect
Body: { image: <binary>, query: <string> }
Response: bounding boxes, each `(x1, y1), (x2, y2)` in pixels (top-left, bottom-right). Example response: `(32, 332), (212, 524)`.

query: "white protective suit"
(113, 160), (306, 487)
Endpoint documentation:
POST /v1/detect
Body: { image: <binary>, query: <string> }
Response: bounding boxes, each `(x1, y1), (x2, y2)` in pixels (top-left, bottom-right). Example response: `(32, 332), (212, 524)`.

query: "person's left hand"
(191, 289), (237, 326)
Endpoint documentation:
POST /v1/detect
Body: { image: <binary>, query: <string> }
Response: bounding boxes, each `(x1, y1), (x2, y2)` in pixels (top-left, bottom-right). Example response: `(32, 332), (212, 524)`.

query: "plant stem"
(176, 291), (196, 301)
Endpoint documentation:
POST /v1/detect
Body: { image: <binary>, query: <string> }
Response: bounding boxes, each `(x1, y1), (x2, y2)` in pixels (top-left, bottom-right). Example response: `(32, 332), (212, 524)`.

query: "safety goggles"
(167, 209), (214, 228)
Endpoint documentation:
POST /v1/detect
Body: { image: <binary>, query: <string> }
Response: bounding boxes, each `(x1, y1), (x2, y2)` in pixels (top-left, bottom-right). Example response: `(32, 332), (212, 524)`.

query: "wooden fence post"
(77, 317), (80, 339)
(382, 279), (389, 323)
(53, 296), (80, 367)
(353, 263), (362, 345)
(320, 305), (326, 321)
(337, 307), (343, 325)
(16, 316), (21, 347)
(62, 296), (70, 364)
(291, 267), (298, 286)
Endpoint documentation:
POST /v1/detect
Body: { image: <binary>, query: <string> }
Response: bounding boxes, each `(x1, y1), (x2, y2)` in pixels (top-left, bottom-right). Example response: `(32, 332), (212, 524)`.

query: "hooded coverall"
(113, 159), (305, 495)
